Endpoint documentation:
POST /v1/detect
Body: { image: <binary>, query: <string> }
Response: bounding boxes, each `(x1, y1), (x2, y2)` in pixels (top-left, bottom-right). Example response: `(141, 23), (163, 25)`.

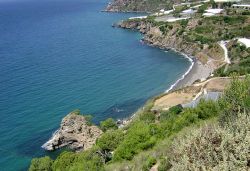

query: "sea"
(0, 0), (191, 170)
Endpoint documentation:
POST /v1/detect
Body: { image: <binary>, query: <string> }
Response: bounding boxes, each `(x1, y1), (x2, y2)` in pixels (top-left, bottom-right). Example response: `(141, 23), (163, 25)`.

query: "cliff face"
(105, 0), (176, 12)
(118, 19), (224, 70)
(119, 20), (200, 57)
(42, 112), (102, 151)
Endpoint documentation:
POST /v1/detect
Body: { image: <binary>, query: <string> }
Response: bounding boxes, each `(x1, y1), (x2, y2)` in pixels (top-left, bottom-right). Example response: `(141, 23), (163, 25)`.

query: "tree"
(97, 130), (124, 162)
(29, 156), (53, 171)
(97, 130), (124, 152)
(100, 118), (118, 132)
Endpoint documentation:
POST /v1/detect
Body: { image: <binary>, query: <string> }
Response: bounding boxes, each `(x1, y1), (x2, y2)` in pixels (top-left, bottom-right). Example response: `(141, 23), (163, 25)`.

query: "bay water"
(0, 0), (191, 170)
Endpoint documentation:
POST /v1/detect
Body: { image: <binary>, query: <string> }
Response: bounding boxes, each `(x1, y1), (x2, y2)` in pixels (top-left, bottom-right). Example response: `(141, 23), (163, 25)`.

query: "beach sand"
(173, 60), (213, 90)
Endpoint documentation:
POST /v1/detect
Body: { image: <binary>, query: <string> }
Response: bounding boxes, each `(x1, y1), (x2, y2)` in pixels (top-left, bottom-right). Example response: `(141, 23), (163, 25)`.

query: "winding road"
(219, 41), (231, 64)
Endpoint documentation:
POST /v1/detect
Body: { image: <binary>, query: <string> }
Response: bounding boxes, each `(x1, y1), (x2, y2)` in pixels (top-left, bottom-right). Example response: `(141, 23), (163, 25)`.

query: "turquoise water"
(0, 0), (191, 170)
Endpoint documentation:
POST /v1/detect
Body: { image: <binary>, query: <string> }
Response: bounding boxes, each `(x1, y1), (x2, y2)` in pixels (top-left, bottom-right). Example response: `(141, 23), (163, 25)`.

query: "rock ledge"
(42, 112), (102, 151)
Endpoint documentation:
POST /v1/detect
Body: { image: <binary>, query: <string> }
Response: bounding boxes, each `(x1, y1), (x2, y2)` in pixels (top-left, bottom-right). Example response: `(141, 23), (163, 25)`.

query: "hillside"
(29, 76), (250, 171)
(105, 0), (177, 12)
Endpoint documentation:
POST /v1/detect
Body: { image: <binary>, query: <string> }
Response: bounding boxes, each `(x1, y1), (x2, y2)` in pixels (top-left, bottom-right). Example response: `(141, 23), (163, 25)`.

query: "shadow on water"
(94, 97), (148, 123)
(15, 128), (58, 157)
(16, 128), (72, 171)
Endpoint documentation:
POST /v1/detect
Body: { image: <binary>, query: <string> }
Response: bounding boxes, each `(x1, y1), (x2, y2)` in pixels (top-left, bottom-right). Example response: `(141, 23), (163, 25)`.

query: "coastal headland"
(30, 0), (250, 170)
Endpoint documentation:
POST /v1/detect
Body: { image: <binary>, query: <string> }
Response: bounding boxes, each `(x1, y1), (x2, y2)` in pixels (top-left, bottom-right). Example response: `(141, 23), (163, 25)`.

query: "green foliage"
(158, 157), (171, 171)
(52, 147), (104, 171)
(29, 156), (53, 171)
(242, 11), (250, 15)
(195, 26), (214, 34)
(195, 99), (220, 119)
(72, 109), (81, 115)
(85, 114), (93, 126)
(139, 112), (155, 123)
(193, 34), (214, 44)
(52, 151), (76, 171)
(168, 113), (250, 170)
(210, 0), (217, 8)
(142, 156), (157, 171)
(160, 105), (183, 121)
(197, 3), (208, 13)
(100, 118), (118, 132)
(219, 76), (250, 124)
(30, 77), (250, 171)
(97, 129), (124, 152)
(159, 24), (168, 35)
(177, 28), (185, 36)
(179, 19), (188, 28)
(113, 122), (157, 161)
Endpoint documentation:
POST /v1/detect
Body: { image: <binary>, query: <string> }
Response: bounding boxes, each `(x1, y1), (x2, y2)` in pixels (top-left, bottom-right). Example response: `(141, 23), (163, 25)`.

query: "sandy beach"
(174, 59), (213, 90)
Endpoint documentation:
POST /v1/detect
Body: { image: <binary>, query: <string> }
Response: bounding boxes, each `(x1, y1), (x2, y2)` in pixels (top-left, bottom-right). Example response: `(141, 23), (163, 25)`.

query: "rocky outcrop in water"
(42, 112), (102, 151)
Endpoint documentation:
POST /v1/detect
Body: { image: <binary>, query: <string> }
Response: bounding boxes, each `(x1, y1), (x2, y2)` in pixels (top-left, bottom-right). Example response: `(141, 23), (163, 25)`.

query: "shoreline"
(117, 48), (213, 127)
(165, 49), (195, 93)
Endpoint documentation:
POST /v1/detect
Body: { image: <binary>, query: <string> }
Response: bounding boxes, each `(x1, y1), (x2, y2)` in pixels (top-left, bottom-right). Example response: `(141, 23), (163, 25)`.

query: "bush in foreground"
(166, 113), (250, 170)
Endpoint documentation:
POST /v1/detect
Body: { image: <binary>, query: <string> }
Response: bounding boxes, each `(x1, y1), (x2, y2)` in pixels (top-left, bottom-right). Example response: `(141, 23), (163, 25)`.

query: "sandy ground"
(174, 60), (212, 90)
(154, 77), (232, 110)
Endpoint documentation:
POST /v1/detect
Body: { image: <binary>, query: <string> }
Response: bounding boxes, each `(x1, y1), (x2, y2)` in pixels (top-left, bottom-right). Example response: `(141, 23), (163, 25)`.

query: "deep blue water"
(0, 0), (191, 170)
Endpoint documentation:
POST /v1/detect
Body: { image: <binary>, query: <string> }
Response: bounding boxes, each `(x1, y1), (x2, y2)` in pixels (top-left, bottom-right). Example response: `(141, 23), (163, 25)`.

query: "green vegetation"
(110, 0), (174, 12)
(29, 76), (250, 170)
(185, 15), (250, 44)
(29, 157), (53, 171)
(142, 156), (157, 171)
(215, 41), (250, 77)
(100, 118), (118, 132)
(165, 112), (249, 170)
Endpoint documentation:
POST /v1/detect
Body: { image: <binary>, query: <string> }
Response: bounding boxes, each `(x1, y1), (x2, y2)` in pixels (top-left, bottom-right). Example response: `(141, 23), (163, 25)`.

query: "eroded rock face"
(118, 20), (199, 57)
(42, 112), (102, 151)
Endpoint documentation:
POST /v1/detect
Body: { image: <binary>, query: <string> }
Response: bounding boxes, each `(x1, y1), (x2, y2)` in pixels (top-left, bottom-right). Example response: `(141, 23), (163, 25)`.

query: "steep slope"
(105, 0), (177, 12)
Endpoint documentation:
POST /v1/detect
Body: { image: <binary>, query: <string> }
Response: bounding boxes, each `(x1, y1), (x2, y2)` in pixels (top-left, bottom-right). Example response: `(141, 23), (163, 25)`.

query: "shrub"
(160, 105), (182, 121)
(97, 129), (124, 152)
(100, 118), (118, 132)
(29, 156), (53, 171)
(195, 99), (220, 119)
(139, 112), (155, 123)
(113, 122), (156, 161)
(218, 76), (250, 124)
(52, 147), (104, 171)
(51, 151), (76, 170)
(180, 19), (188, 28)
(142, 156), (157, 171)
(158, 157), (171, 171)
(72, 109), (81, 115)
(197, 4), (208, 13)
(168, 113), (250, 170)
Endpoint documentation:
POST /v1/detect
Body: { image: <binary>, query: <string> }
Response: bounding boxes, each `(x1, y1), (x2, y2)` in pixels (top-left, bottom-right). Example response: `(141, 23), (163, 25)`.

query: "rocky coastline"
(117, 20), (202, 58)
(42, 112), (102, 152)
(42, 11), (220, 151)
(117, 19), (214, 81)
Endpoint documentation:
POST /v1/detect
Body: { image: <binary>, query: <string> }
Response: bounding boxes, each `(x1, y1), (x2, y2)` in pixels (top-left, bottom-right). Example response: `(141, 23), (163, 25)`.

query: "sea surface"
(0, 0), (191, 170)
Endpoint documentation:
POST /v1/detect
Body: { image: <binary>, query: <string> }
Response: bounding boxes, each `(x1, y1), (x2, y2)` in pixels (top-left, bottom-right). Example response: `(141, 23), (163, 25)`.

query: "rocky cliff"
(42, 112), (102, 151)
(117, 19), (224, 70)
(118, 19), (199, 57)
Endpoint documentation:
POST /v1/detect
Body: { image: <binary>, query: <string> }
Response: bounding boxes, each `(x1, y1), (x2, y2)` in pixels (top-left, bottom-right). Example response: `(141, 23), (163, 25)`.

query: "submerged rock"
(42, 112), (102, 151)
